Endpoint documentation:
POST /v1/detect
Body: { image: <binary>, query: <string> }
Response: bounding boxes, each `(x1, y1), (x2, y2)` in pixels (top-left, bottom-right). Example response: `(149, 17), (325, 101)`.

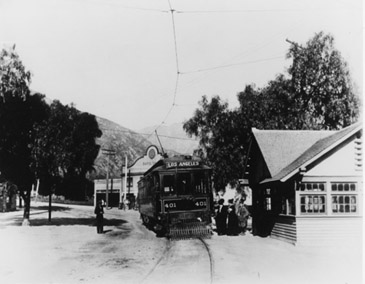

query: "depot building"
(94, 145), (163, 207)
(247, 122), (362, 245)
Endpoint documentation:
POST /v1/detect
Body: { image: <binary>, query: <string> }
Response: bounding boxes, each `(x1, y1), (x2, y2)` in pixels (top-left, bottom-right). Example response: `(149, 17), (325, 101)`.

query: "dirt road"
(0, 202), (362, 284)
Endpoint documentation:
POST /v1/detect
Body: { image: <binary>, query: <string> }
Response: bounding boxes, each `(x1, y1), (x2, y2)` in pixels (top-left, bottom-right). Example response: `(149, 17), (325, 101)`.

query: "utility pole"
(102, 148), (115, 208)
(123, 155), (128, 207)
(286, 38), (303, 49)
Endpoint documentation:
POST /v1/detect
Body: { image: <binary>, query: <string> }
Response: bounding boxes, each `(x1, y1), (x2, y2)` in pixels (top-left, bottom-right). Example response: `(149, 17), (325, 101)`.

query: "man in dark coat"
(215, 198), (228, 235)
(94, 200), (104, 234)
(227, 199), (239, 236)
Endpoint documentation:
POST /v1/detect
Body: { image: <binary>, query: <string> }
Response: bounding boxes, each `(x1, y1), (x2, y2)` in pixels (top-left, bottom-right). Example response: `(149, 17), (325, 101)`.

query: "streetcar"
(137, 155), (213, 238)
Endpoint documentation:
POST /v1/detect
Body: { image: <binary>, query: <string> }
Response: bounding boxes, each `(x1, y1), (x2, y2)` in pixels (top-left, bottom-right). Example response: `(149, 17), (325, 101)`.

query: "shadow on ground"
(31, 205), (72, 212)
(5, 217), (127, 227)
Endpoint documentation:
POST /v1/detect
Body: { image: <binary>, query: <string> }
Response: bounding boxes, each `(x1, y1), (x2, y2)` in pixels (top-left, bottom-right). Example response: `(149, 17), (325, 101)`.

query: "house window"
(300, 182), (325, 191)
(264, 188), (271, 211)
(281, 196), (295, 215)
(331, 182), (356, 192)
(300, 195), (326, 214)
(331, 182), (358, 214)
(299, 182), (359, 215)
(332, 195), (357, 213)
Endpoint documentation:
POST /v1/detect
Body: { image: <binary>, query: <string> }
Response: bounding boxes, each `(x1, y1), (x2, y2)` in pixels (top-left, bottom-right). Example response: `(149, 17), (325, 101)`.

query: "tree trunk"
(22, 189), (31, 226)
(48, 190), (52, 222)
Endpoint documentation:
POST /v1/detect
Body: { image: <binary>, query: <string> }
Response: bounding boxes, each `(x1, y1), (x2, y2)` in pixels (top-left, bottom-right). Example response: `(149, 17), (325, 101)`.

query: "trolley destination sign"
(165, 160), (200, 169)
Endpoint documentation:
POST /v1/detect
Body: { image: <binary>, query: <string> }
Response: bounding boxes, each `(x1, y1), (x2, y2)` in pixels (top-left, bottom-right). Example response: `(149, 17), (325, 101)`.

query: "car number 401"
(195, 201), (206, 207)
(165, 203), (176, 208)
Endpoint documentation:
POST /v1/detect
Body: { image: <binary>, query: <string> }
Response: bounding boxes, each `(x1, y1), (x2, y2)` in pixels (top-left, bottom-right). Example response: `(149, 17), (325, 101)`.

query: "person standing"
(236, 198), (249, 235)
(215, 199), (228, 235)
(227, 199), (239, 236)
(94, 200), (104, 234)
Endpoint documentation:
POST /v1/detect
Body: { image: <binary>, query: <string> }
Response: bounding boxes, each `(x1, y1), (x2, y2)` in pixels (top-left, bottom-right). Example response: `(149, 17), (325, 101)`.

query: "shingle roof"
(253, 122), (362, 184)
(252, 128), (334, 177)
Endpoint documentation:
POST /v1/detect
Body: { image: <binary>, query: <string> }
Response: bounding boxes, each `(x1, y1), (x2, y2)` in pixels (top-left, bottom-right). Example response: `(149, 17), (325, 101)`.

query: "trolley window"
(162, 174), (175, 195)
(193, 171), (209, 194)
(177, 173), (192, 195)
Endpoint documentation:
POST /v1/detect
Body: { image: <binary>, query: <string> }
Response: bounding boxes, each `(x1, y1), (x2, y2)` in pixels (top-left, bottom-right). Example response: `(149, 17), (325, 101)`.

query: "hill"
(92, 118), (195, 179)
(91, 117), (198, 178)
(92, 117), (151, 179)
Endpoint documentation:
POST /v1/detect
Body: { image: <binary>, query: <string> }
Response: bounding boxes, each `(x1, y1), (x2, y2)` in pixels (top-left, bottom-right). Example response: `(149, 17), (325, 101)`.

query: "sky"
(0, 0), (362, 131)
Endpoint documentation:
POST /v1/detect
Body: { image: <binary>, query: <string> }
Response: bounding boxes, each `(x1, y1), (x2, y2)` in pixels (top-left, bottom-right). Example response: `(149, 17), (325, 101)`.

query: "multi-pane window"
(300, 182), (325, 191)
(298, 181), (359, 215)
(299, 183), (326, 214)
(331, 182), (358, 214)
(300, 195), (326, 214)
(331, 182), (356, 192)
(332, 195), (357, 213)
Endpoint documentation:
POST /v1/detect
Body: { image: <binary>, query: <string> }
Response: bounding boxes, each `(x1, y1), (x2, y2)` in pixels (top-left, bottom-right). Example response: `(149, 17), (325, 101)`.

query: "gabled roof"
(252, 122), (362, 184)
(252, 128), (335, 178)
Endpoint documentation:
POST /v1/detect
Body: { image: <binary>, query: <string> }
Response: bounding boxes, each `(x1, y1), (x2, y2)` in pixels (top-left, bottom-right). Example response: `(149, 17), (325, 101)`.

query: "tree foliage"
(0, 46), (49, 222)
(0, 45), (31, 100)
(183, 96), (249, 190)
(287, 32), (359, 129)
(0, 46), (103, 223)
(185, 32), (360, 190)
(31, 100), (102, 200)
(238, 32), (360, 130)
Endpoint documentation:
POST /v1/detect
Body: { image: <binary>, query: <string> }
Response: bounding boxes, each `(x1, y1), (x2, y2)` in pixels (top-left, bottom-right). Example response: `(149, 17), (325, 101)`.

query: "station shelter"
(247, 122), (362, 245)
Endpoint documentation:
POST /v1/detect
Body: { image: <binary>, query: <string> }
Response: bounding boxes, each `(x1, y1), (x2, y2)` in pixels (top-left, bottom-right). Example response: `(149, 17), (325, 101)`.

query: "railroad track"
(140, 237), (214, 284)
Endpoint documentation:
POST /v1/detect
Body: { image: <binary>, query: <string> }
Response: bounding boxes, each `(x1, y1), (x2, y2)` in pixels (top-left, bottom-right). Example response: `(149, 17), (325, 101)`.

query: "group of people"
(215, 197), (249, 236)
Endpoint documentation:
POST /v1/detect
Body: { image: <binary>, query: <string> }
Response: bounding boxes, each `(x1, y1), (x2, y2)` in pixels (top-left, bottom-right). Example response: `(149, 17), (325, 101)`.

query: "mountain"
(139, 123), (199, 155)
(92, 118), (195, 179)
(92, 116), (152, 179)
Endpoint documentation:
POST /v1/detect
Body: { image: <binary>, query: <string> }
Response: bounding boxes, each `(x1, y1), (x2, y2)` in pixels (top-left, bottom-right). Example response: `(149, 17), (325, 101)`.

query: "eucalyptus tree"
(286, 31), (359, 129)
(183, 96), (250, 191)
(31, 101), (102, 219)
(0, 46), (49, 224)
(238, 32), (360, 131)
(185, 32), (360, 191)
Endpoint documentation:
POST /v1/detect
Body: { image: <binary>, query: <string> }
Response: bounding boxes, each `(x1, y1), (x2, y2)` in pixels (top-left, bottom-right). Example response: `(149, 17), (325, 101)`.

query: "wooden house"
(248, 123), (362, 245)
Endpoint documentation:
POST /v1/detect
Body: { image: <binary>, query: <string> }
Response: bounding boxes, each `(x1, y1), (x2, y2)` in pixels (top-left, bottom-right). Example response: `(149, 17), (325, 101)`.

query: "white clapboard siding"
(296, 217), (362, 246)
(270, 216), (297, 244)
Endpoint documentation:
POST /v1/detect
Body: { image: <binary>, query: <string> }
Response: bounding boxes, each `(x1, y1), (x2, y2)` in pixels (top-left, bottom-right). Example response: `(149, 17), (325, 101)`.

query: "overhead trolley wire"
(96, 1), (306, 140)
(150, 0), (181, 137)
(174, 8), (310, 14)
(167, 0), (180, 107)
(180, 55), (285, 74)
(101, 128), (198, 141)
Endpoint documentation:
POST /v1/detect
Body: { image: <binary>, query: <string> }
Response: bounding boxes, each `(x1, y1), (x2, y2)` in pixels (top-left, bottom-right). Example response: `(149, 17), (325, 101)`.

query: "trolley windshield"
(161, 170), (210, 196)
